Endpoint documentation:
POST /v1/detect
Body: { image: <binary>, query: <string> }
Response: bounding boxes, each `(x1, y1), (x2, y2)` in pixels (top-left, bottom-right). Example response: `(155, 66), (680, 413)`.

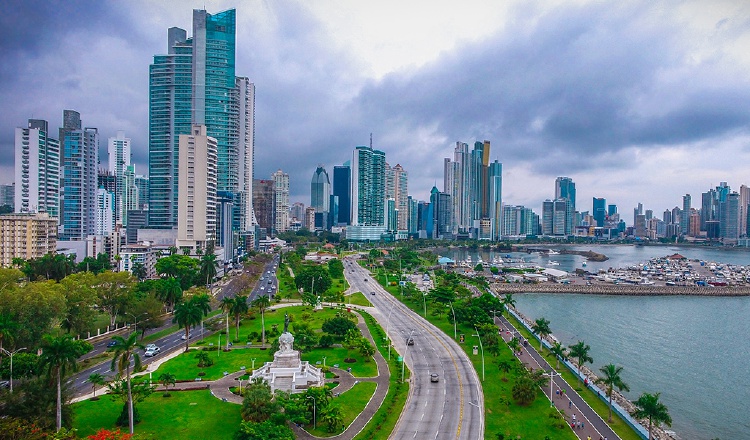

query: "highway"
(70, 255), (279, 398)
(344, 258), (484, 440)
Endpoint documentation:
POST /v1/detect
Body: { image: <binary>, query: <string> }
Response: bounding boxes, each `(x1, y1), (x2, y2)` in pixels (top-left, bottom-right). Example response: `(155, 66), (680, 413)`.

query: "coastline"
(491, 282), (750, 296)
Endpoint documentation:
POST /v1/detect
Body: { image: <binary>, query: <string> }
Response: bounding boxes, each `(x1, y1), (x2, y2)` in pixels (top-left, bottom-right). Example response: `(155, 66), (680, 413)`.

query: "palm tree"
(156, 277), (183, 312)
(0, 312), (18, 354)
(109, 332), (144, 434)
(496, 359), (514, 381)
(502, 293), (516, 316)
(633, 392), (672, 440)
(200, 246), (218, 287)
(568, 341), (593, 382)
(229, 295), (249, 340)
(321, 404), (344, 433)
(596, 364), (630, 422)
(39, 334), (92, 431)
(173, 300), (204, 352)
(548, 342), (567, 369)
(531, 317), (552, 351)
(158, 372), (176, 396)
(507, 337), (521, 354)
(88, 373), (107, 399)
(252, 295), (271, 346)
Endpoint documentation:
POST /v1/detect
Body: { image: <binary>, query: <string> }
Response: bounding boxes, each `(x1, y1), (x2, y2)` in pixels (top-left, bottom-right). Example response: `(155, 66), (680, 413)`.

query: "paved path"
(496, 313), (621, 440)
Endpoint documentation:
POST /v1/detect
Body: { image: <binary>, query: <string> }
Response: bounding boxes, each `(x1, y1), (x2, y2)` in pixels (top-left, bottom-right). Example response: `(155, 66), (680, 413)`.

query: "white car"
(144, 346), (160, 357)
(145, 344), (158, 351)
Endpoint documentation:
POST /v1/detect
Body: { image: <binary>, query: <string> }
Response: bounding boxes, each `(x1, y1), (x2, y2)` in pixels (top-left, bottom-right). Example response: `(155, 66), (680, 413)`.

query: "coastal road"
(70, 256), (279, 398)
(345, 258), (484, 440)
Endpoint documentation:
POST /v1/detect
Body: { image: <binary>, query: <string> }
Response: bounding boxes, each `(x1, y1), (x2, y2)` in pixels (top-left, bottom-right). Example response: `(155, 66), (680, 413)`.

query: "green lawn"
(73, 389), (242, 439)
(302, 347), (378, 378)
(345, 291), (373, 307)
(307, 381), (377, 437)
(353, 311), (410, 440)
(152, 347), (275, 381)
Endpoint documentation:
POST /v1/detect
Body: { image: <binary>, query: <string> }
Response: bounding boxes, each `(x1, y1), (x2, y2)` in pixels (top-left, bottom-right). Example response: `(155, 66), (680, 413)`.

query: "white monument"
(249, 312), (324, 393)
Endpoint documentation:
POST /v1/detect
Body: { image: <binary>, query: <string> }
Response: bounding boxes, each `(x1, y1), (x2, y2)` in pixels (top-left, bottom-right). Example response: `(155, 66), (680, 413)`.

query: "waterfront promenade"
(492, 282), (750, 296)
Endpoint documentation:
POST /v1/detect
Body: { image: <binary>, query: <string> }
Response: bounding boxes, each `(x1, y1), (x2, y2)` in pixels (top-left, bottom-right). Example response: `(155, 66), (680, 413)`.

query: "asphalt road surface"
(344, 258), (484, 440)
(70, 255), (279, 398)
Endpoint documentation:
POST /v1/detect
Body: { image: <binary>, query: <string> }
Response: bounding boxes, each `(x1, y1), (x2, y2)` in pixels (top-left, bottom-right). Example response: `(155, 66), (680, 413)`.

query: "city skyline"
(1, 1), (749, 215)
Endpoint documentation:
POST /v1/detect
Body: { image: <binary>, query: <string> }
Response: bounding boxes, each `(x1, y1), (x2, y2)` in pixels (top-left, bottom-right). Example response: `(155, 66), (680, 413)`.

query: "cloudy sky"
(2, 0), (749, 221)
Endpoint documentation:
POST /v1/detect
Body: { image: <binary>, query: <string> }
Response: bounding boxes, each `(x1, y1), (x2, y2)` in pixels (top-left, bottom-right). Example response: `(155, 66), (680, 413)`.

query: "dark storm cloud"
(348, 2), (750, 183)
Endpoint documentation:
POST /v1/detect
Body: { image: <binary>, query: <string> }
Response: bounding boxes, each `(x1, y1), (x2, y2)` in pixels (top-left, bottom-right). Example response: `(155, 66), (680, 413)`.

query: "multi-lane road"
(70, 255), (279, 398)
(344, 258), (484, 440)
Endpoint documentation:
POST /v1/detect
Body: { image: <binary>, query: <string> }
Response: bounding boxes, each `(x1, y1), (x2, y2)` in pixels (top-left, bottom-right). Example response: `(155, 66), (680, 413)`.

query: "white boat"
(547, 249), (560, 255)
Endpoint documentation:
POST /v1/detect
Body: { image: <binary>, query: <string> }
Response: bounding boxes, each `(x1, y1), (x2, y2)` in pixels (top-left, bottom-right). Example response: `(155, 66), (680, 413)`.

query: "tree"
(24, 253), (76, 281)
(429, 285), (456, 305)
(496, 360), (514, 381)
(88, 373), (107, 399)
(507, 337), (521, 354)
(195, 351), (214, 368)
(502, 293), (516, 316)
(633, 392), (672, 440)
(59, 272), (98, 336)
(154, 277), (183, 312)
(294, 265), (332, 296)
(321, 404), (344, 433)
(327, 258), (344, 279)
(596, 364), (630, 422)
(38, 334), (92, 431)
(531, 317), (552, 351)
(173, 300), (204, 352)
(511, 374), (538, 405)
(199, 245), (218, 287)
(0, 312), (19, 354)
(357, 337), (376, 360)
(158, 372), (176, 396)
(154, 254), (199, 290)
(321, 316), (357, 337)
(548, 342), (567, 369)
(241, 377), (280, 423)
(131, 262), (147, 281)
(223, 295), (249, 340)
(252, 296), (271, 346)
(108, 332), (144, 434)
(106, 377), (154, 428)
(94, 271), (136, 327)
(568, 341), (593, 382)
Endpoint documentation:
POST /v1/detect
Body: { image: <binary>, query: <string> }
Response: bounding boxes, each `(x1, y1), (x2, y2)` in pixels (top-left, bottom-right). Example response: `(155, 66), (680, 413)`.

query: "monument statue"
(283, 312), (290, 333)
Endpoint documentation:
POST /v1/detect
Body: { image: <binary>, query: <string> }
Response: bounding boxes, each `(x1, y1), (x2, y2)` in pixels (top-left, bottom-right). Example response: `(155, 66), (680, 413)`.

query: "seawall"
(491, 282), (750, 296)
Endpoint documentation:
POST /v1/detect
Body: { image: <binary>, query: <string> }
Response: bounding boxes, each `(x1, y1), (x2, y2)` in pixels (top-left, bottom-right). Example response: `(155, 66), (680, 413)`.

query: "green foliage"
(429, 285), (456, 304)
(596, 364), (630, 422)
(290, 323), (319, 353)
(116, 404), (141, 427)
(568, 341), (593, 379)
(241, 378), (280, 423)
(295, 265), (333, 296)
(474, 263), (484, 272)
(321, 316), (357, 336)
(327, 258), (345, 278)
(39, 334), (92, 430)
(22, 253), (76, 282)
(234, 420), (295, 440)
(633, 392), (672, 439)
(0, 377), (75, 431)
(155, 255), (199, 290)
(77, 253), (113, 274)
(195, 351), (214, 368)
(319, 334), (335, 348)
(0, 278), (66, 350)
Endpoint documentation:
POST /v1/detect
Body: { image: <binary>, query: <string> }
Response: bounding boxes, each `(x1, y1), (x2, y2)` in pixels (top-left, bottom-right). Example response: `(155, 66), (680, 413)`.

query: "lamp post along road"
(307, 395), (316, 428)
(126, 312), (148, 337)
(448, 302), (457, 340)
(473, 325), (485, 381)
(0, 347), (26, 393)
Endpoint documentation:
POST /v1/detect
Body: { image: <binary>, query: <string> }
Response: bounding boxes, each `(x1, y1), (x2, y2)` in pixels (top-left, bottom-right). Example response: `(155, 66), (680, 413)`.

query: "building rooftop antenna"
(369, 133), (372, 149)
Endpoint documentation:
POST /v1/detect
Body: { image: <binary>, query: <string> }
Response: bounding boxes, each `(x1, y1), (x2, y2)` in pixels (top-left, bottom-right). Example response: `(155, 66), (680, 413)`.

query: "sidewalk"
(496, 314), (621, 440)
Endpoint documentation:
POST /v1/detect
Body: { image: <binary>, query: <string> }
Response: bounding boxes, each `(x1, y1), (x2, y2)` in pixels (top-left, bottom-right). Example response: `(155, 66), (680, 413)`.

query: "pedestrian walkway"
(495, 314), (621, 440)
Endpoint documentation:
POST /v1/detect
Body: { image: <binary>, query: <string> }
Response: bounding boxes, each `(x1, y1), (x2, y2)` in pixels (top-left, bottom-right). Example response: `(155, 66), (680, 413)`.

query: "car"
(430, 373), (439, 383)
(260, 286), (265, 290)
(181, 332), (193, 340)
(106, 339), (118, 348)
(145, 344), (158, 351)
(406, 337), (414, 346)
(144, 347), (160, 357)
(0, 380), (9, 389)
(364, 278), (368, 282)
(370, 291), (375, 295)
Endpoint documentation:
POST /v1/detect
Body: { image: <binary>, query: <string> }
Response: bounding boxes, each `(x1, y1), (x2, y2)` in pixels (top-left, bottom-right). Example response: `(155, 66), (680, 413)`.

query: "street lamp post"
(306, 396), (317, 428)
(544, 370), (560, 407)
(422, 292), (427, 317)
(125, 312), (148, 338)
(251, 358), (256, 370)
(322, 356), (327, 368)
(385, 302), (395, 360)
(401, 329), (416, 382)
(218, 333), (221, 357)
(473, 325), (485, 381)
(0, 347), (26, 393)
(448, 302), (457, 340)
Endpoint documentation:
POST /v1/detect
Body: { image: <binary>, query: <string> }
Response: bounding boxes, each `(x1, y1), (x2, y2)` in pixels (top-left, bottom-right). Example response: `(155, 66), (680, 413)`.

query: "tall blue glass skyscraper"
(333, 164), (351, 225)
(149, 9), (253, 234)
(59, 110), (98, 240)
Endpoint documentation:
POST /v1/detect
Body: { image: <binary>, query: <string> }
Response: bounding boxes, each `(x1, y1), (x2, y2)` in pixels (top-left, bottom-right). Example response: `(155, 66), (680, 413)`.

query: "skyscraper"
(149, 9), (254, 237)
(108, 131), (131, 226)
(351, 146), (385, 226)
(59, 110), (98, 241)
(555, 177), (576, 235)
(593, 198), (606, 227)
(0, 183), (14, 210)
(14, 119), (60, 217)
(443, 142), (471, 233)
(272, 169), (289, 234)
(488, 160), (502, 240)
(681, 194), (691, 235)
(310, 166), (331, 214)
(391, 164), (408, 231)
(332, 164), (351, 225)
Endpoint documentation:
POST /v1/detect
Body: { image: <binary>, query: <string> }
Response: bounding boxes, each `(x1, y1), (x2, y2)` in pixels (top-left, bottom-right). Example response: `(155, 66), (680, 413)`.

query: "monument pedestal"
(249, 331), (324, 393)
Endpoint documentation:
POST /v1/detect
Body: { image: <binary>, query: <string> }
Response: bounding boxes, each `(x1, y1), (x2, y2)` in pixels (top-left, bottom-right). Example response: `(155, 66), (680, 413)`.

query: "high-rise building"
(681, 194), (691, 235)
(311, 166), (331, 214)
(252, 179), (274, 233)
(135, 175), (149, 210)
(14, 119), (60, 217)
(59, 110), (99, 241)
(108, 131), (131, 226)
(443, 142), (471, 233)
(553, 199), (567, 236)
(593, 198), (606, 227)
(392, 164), (409, 231)
(720, 192), (740, 242)
(272, 169), (289, 234)
(351, 146), (385, 226)
(488, 160), (502, 240)
(149, 8), (253, 238)
(430, 186), (452, 238)
(96, 188), (115, 235)
(176, 125), (217, 250)
(541, 200), (554, 235)
(333, 164), (351, 225)
(555, 177), (576, 235)
(608, 204), (617, 217)
(0, 212), (58, 267)
(290, 202), (305, 223)
(739, 185), (750, 237)
(0, 184), (14, 210)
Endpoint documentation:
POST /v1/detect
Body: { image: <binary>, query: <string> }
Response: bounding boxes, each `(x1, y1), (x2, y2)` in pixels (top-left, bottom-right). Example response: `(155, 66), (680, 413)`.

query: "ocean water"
(440, 245), (750, 439)
(513, 293), (750, 440)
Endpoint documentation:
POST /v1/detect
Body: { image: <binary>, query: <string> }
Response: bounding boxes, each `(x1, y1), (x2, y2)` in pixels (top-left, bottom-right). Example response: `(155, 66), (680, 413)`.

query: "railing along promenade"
(491, 282), (750, 296)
